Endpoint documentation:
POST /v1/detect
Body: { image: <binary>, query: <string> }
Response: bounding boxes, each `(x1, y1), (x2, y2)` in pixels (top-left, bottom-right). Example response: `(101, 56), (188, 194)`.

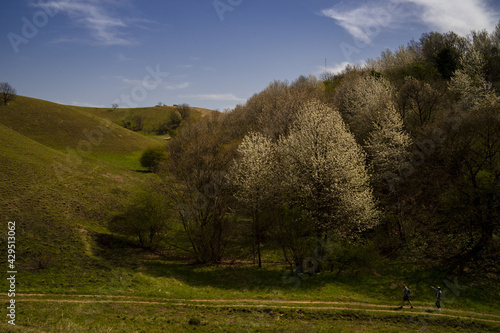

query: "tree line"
(120, 23), (500, 278)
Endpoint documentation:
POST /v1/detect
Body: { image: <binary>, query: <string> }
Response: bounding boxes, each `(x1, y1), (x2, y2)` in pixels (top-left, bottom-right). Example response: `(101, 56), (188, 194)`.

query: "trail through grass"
(2, 293), (499, 332)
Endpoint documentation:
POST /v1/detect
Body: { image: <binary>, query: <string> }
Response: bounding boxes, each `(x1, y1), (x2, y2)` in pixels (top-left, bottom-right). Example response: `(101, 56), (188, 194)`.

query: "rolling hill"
(0, 96), (166, 279)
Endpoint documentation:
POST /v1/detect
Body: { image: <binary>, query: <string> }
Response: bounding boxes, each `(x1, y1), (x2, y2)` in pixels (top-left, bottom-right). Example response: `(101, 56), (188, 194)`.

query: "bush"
(140, 146), (167, 172)
(109, 190), (173, 250)
(155, 110), (183, 135)
(188, 318), (201, 325)
(177, 103), (191, 119)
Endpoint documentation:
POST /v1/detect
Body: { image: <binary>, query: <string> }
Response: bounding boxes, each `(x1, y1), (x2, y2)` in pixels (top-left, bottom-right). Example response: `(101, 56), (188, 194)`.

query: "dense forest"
(128, 23), (500, 281)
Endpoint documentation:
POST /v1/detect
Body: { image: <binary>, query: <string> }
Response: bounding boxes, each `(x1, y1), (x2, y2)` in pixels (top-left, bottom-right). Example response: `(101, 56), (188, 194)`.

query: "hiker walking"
(431, 286), (442, 311)
(399, 284), (413, 309)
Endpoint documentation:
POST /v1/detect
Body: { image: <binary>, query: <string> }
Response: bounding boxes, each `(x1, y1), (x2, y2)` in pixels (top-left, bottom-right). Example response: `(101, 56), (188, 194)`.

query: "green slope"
(0, 96), (162, 169)
(0, 98), (160, 279)
(79, 104), (215, 128)
(0, 122), (151, 267)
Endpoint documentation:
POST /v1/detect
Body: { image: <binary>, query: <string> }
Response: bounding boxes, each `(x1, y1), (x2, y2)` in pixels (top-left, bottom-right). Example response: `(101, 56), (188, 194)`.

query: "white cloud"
(322, 3), (397, 44)
(165, 82), (190, 90)
(317, 61), (352, 75)
(322, 0), (498, 43)
(35, 0), (138, 46)
(400, 0), (498, 35)
(180, 94), (246, 102)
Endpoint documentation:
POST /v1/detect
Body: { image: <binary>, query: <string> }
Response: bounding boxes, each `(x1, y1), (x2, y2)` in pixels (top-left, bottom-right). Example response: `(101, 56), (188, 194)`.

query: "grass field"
(1, 97), (499, 332)
(1, 259), (500, 332)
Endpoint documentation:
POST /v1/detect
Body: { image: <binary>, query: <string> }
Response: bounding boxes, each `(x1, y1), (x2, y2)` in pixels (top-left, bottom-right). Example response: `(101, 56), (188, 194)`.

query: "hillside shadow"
(92, 232), (152, 269)
(91, 232), (397, 295)
(142, 260), (328, 293)
(92, 231), (331, 292)
(132, 169), (151, 173)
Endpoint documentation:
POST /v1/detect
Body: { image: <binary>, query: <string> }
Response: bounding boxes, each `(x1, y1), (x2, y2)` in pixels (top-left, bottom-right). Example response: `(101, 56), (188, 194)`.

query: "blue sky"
(1, 0), (499, 110)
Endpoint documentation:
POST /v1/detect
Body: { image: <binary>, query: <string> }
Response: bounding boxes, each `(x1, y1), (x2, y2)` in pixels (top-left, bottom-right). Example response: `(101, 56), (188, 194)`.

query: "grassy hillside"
(0, 96), (162, 169)
(0, 98), (161, 296)
(0, 120), (152, 267)
(80, 103), (216, 136)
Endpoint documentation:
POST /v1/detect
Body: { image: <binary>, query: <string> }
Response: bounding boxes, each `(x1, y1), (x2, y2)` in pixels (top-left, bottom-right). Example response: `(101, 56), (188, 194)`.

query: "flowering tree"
(229, 132), (277, 267)
(278, 100), (379, 238)
(449, 46), (496, 107)
(365, 104), (412, 191)
(334, 73), (395, 142)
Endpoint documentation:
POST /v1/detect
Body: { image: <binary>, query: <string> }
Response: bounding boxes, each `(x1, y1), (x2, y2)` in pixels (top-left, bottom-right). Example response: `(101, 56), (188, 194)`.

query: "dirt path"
(12, 293), (500, 325)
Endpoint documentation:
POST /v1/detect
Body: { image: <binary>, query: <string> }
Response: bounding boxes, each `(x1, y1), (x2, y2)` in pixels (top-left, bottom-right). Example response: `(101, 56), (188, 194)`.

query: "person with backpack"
(431, 286), (442, 311)
(399, 284), (414, 309)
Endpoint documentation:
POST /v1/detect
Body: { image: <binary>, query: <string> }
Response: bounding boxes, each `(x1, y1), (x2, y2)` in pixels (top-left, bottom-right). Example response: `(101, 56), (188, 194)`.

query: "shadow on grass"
(90, 232), (468, 301)
(143, 261), (295, 292)
(132, 169), (151, 173)
(91, 231), (335, 293)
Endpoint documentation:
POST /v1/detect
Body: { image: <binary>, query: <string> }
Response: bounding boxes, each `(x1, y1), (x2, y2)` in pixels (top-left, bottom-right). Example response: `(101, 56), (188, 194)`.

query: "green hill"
(1, 127), (145, 262)
(0, 97), (162, 289)
(0, 96), (163, 152)
(0, 96), (164, 169)
(80, 103), (215, 136)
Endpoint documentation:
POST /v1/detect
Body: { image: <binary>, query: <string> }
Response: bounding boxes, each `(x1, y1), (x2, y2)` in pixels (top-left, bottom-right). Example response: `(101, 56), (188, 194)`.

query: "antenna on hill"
(325, 58), (327, 72)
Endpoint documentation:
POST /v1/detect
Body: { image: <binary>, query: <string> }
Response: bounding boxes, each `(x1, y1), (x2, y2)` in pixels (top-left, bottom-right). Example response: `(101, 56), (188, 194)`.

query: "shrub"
(140, 146), (167, 172)
(177, 103), (191, 119)
(109, 190), (173, 250)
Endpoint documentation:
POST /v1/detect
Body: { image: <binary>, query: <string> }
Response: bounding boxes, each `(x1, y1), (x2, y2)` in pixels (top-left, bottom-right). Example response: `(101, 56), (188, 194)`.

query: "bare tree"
(0, 82), (17, 105)
(177, 103), (191, 119)
(166, 114), (237, 264)
(397, 76), (444, 126)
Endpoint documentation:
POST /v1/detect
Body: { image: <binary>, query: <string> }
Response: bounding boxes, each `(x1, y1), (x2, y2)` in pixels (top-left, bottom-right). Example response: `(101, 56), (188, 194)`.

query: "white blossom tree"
(229, 132), (277, 267)
(449, 45), (496, 108)
(334, 73), (395, 142)
(365, 104), (412, 191)
(230, 101), (379, 270)
(278, 100), (379, 237)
